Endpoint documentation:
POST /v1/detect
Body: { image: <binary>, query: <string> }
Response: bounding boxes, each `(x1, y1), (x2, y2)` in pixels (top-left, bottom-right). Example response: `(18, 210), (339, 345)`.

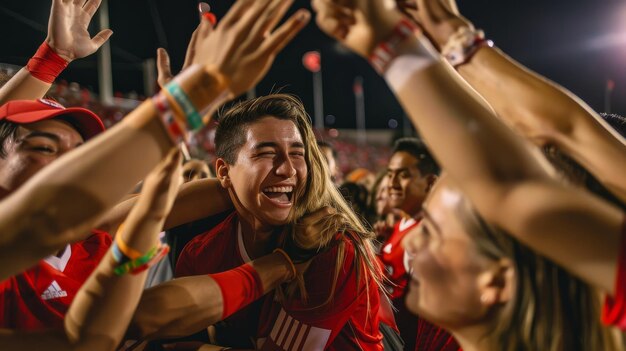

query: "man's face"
(386, 151), (432, 216)
(222, 116), (308, 228)
(0, 119), (83, 195)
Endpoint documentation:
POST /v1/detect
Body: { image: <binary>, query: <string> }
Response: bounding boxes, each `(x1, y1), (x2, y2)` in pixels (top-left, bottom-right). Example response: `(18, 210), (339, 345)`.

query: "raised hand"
(156, 3), (210, 88)
(312, 0), (401, 58)
(46, 0), (113, 62)
(191, 0), (311, 97)
(406, 0), (472, 49)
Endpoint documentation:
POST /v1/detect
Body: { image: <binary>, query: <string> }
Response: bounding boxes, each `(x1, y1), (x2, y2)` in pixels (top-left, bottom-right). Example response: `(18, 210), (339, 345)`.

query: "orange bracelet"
(115, 223), (143, 260)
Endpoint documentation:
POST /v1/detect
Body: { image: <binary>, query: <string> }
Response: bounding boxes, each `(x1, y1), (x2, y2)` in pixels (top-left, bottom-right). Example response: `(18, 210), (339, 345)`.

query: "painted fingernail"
(202, 12), (217, 25)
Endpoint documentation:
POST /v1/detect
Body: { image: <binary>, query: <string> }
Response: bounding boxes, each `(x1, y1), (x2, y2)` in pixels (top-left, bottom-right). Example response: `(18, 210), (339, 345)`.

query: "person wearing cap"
(0, 98), (112, 331)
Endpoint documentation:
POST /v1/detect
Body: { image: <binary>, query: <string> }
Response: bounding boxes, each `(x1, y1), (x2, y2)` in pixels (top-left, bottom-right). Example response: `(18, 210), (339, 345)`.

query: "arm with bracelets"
(312, 0), (623, 295)
(401, 0), (626, 204)
(0, 0), (310, 280)
(0, 148), (181, 350)
(0, 0), (112, 104)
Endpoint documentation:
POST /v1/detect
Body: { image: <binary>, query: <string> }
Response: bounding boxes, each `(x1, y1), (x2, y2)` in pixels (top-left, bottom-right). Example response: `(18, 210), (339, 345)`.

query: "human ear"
(215, 158), (231, 188)
(478, 258), (515, 306)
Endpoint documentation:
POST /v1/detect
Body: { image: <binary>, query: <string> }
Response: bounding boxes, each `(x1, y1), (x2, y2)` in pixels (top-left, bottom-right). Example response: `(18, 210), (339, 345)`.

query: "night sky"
(1, 0), (625, 130)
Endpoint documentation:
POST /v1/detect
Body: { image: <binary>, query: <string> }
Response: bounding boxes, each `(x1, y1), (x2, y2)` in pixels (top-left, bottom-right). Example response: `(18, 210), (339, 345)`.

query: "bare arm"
(97, 178), (233, 235)
(313, 0), (624, 293)
(1, 149), (181, 351)
(406, 0), (626, 203)
(0, 0), (309, 280)
(128, 252), (292, 341)
(0, 0), (112, 103)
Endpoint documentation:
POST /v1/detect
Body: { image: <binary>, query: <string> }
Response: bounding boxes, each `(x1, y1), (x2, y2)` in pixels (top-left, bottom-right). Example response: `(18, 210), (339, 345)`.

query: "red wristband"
(26, 42), (69, 84)
(211, 263), (264, 319)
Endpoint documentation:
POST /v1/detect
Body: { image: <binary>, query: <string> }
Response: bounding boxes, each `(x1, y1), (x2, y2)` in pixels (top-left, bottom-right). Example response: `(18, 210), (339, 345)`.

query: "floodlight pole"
(354, 76), (366, 146)
(313, 69), (324, 130)
(97, 0), (113, 105)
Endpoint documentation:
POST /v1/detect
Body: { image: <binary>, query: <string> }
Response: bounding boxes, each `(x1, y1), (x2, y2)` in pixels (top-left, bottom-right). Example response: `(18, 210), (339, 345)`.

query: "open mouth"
(262, 186), (294, 205)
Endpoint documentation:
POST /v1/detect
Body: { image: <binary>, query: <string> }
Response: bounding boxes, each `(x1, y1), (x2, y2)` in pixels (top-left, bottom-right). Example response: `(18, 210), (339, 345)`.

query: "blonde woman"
(313, 0), (625, 349)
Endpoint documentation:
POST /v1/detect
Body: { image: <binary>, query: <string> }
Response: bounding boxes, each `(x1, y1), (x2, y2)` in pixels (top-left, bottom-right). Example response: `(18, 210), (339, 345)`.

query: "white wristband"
(384, 36), (440, 93)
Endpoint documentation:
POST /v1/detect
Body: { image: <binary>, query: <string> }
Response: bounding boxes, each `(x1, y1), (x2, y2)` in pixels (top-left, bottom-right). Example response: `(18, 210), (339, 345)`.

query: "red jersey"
(379, 218), (418, 300)
(177, 212), (384, 350)
(378, 218), (460, 351)
(603, 215), (626, 329)
(0, 230), (111, 330)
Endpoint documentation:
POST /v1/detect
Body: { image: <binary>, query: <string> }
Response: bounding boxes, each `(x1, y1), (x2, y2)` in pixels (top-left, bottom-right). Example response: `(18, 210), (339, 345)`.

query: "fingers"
(249, 0), (294, 41)
(90, 29), (113, 48)
(260, 9), (311, 56)
(82, 0), (102, 18)
(218, 0), (255, 28)
(312, 0), (354, 40)
(157, 48), (173, 88)
(182, 29), (199, 70)
(417, 0), (452, 23)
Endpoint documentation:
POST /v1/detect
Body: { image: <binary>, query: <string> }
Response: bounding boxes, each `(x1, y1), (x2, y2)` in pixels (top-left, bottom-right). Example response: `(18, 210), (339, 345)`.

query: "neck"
(239, 215), (278, 259)
(451, 323), (495, 351)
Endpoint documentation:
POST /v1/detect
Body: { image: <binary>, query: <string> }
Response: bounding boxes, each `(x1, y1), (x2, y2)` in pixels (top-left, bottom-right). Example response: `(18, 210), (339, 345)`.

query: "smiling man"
(175, 94), (386, 350)
(0, 99), (109, 330)
(376, 138), (461, 351)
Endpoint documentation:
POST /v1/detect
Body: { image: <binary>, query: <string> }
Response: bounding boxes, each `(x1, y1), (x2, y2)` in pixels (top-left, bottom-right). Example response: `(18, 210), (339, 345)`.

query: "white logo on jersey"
(41, 280), (68, 300)
(383, 243), (393, 254)
(261, 308), (331, 350)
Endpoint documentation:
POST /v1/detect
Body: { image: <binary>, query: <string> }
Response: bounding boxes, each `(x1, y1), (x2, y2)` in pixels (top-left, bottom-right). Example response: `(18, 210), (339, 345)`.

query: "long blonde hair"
(217, 94), (384, 307)
(455, 195), (623, 351)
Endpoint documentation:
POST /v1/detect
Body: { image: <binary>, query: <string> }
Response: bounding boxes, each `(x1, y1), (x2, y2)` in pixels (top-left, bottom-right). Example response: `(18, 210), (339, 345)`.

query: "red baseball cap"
(0, 99), (105, 141)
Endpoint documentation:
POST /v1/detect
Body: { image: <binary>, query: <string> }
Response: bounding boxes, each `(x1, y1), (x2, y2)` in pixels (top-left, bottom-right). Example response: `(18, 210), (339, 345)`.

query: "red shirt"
(0, 230), (111, 330)
(379, 218), (418, 299)
(602, 215), (626, 329)
(378, 218), (461, 351)
(176, 212), (384, 350)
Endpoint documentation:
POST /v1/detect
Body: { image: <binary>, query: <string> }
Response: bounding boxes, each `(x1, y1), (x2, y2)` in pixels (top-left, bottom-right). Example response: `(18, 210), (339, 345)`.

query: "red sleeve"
(211, 263), (265, 319)
(602, 215), (626, 329)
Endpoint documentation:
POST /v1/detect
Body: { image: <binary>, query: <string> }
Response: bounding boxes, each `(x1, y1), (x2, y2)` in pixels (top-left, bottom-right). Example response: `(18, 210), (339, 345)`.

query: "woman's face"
(402, 177), (498, 330)
(375, 176), (390, 216)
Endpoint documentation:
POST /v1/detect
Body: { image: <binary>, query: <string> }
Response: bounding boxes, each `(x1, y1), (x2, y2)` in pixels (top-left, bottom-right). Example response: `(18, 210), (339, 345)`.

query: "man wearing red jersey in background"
(0, 99), (107, 330)
(377, 138), (460, 351)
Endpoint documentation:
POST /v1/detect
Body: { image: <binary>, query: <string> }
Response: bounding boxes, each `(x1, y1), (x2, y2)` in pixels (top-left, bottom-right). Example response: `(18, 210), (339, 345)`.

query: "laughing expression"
(221, 116), (308, 228)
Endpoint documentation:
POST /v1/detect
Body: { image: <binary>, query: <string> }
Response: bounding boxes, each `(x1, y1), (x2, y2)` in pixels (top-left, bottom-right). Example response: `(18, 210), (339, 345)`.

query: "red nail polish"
(202, 12), (217, 26)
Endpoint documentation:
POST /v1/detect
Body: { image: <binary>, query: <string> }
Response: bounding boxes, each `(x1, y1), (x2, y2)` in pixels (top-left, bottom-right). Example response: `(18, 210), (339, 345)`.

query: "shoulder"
(71, 229), (112, 258)
(305, 234), (364, 288)
(180, 211), (238, 257)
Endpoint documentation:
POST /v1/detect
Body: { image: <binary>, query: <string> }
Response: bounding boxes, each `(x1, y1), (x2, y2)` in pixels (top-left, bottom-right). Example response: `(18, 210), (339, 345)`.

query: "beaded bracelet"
(441, 27), (494, 67)
(152, 93), (186, 144)
(369, 18), (419, 75)
(113, 243), (170, 276)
